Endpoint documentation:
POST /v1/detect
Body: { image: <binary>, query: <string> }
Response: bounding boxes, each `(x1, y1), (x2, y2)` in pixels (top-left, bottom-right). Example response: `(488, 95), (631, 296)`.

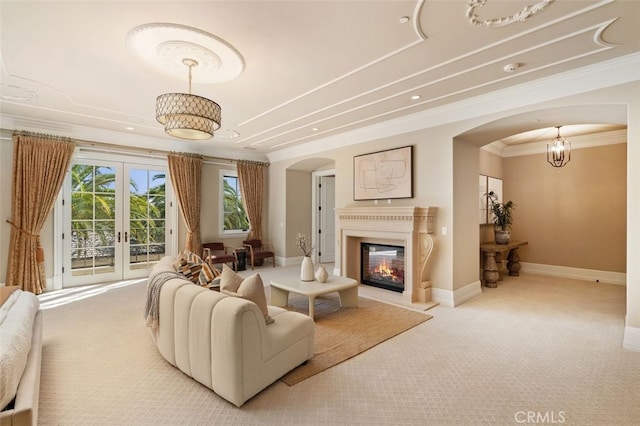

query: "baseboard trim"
(520, 262), (626, 285)
(433, 280), (482, 307)
(623, 325), (640, 352)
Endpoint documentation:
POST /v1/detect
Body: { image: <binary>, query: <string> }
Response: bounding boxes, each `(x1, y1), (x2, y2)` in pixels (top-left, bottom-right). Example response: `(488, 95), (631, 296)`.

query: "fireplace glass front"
(361, 243), (405, 292)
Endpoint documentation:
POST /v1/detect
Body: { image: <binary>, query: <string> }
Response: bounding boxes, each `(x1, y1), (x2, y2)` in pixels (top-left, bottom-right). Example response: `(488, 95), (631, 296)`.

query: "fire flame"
(373, 258), (395, 278)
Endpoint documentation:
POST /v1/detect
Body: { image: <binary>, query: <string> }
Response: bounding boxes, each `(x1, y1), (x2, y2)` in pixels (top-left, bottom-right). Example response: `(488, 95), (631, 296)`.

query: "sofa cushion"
(177, 258), (202, 284)
(220, 264), (244, 293)
(172, 251), (187, 270)
(198, 262), (220, 287)
(175, 251), (220, 286)
(220, 265), (273, 325)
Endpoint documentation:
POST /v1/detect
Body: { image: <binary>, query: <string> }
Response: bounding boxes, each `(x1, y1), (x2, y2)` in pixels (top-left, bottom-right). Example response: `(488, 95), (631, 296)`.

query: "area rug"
(280, 294), (432, 385)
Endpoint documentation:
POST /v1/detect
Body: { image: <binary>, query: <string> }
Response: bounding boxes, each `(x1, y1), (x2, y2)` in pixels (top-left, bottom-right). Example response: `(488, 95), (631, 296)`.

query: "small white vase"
(300, 256), (314, 281)
(315, 265), (328, 283)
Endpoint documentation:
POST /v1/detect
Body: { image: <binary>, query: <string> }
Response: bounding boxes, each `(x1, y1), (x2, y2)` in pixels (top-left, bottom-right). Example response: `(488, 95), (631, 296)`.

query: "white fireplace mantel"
(335, 206), (437, 303)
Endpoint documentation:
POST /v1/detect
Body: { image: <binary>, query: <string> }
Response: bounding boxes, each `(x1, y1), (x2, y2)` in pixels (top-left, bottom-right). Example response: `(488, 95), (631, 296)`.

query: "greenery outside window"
(220, 169), (249, 235)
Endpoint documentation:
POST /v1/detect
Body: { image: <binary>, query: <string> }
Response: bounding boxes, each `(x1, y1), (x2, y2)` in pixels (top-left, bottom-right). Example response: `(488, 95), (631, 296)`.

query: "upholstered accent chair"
(202, 242), (237, 271)
(243, 239), (276, 269)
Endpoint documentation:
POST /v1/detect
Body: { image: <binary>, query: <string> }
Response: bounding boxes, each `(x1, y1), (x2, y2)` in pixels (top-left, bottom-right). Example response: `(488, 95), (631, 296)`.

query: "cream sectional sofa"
(147, 256), (314, 407)
(0, 287), (42, 426)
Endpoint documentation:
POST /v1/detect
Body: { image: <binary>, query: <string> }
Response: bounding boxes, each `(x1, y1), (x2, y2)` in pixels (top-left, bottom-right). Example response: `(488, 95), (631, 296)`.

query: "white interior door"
(318, 175), (336, 263)
(62, 158), (171, 286)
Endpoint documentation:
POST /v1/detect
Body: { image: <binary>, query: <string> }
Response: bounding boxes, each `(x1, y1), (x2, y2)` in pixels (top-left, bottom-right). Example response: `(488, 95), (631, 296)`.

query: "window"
(220, 170), (250, 235)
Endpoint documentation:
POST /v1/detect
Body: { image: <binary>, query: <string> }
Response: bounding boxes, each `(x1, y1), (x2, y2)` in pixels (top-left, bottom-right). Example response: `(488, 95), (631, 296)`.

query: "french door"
(62, 156), (174, 286)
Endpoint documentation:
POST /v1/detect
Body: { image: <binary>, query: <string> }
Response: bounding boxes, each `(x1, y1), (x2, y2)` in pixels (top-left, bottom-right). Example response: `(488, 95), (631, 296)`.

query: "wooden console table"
(480, 241), (528, 288)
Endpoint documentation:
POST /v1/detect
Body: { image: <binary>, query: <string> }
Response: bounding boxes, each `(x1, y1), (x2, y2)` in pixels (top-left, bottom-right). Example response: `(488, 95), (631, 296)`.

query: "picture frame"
(353, 146), (413, 201)
(487, 176), (503, 224)
(479, 174), (488, 224)
(479, 174), (503, 225)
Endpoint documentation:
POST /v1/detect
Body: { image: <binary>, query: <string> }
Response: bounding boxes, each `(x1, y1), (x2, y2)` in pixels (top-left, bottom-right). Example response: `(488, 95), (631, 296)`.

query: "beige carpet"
(280, 294), (432, 385)
(35, 270), (639, 425)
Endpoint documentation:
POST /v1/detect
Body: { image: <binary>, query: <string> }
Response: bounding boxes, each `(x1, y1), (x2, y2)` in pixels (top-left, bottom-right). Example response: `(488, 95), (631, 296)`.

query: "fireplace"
(361, 243), (404, 292)
(335, 206), (437, 303)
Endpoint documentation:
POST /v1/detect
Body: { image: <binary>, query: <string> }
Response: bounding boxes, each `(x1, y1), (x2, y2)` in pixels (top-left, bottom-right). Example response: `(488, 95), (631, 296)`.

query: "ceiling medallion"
(126, 23), (244, 82)
(467, 0), (554, 27)
(213, 129), (240, 140)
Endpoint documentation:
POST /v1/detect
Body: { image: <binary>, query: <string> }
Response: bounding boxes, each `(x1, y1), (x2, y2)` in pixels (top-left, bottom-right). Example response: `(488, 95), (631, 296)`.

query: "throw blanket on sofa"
(0, 289), (40, 410)
(144, 271), (185, 329)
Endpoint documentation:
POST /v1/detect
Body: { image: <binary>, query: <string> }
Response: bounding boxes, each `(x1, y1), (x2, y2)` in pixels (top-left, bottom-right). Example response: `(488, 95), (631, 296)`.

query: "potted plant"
(487, 191), (516, 244)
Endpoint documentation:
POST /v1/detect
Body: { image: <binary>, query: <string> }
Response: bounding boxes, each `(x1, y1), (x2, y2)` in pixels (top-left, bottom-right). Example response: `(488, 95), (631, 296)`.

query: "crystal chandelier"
(156, 58), (221, 140)
(547, 126), (571, 167)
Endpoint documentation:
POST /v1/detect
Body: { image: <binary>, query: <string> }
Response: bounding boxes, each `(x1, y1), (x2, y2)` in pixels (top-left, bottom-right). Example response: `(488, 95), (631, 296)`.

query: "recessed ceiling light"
(399, 16), (410, 24)
(503, 63), (520, 73)
(410, 95), (421, 100)
(125, 126), (135, 131)
(311, 127), (319, 131)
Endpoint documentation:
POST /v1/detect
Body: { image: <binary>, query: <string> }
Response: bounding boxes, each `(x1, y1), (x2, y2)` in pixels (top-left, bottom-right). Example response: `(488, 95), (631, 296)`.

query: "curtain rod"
(2, 128), (269, 166)
(12, 129), (73, 143)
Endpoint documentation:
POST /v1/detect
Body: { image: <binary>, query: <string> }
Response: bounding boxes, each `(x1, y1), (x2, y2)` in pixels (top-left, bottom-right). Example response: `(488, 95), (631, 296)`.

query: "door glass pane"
(70, 164), (116, 276)
(129, 169), (167, 270)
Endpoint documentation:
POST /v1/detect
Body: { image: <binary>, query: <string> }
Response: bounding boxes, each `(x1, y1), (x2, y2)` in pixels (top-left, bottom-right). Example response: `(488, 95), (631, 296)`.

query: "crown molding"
(0, 116), (269, 163)
(483, 129), (627, 158)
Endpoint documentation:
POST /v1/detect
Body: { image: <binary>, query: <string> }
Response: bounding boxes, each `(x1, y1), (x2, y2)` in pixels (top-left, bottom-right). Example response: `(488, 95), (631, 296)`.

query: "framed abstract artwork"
(353, 146), (413, 201)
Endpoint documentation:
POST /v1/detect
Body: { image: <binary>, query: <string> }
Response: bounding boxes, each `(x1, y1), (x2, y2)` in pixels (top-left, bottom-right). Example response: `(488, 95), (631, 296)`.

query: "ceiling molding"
(499, 129), (627, 158)
(267, 52), (639, 163)
(482, 129), (627, 157)
(480, 141), (506, 156)
(249, 14), (622, 149)
(0, 116), (269, 163)
(238, 1), (427, 129)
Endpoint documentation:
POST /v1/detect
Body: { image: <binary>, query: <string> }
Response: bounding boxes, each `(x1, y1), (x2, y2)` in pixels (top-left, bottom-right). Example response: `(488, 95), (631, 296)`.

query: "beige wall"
(453, 138), (481, 290)
(285, 170), (312, 257)
(505, 143), (627, 272)
(626, 88), (640, 334)
(479, 149), (503, 177)
(477, 142), (627, 273)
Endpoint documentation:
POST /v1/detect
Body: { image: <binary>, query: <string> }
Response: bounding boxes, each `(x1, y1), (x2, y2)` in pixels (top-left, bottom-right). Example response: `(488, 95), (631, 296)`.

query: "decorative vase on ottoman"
(315, 265), (328, 283)
(301, 256), (314, 281)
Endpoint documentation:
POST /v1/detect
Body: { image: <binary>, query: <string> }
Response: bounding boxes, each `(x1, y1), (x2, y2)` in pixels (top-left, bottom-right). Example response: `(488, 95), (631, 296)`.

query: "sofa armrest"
(210, 297), (262, 406)
(210, 297), (314, 407)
